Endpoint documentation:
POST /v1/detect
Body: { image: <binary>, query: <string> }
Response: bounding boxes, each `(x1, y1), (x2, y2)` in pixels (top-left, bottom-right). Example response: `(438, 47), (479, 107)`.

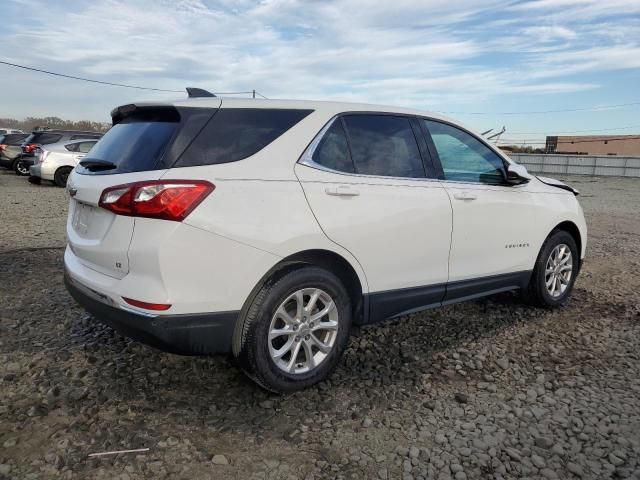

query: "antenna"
(186, 87), (216, 98)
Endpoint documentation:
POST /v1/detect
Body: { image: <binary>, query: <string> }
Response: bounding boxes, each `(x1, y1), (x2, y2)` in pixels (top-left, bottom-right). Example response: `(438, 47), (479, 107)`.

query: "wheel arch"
(552, 220), (582, 260)
(232, 249), (366, 356)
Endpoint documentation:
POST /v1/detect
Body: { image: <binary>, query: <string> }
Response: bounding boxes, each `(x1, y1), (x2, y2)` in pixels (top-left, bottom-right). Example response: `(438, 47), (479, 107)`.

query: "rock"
(212, 454), (229, 465)
(409, 446), (420, 459)
(3, 438), (17, 448)
(566, 462), (584, 477)
(396, 446), (409, 457)
(377, 468), (388, 480)
(609, 453), (625, 466)
(495, 358), (509, 370)
(0, 464), (11, 475)
(540, 468), (559, 479)
(435, 434), (447, 445)
(362, 418), (373, 428)
(259, 400), (274, 409)
(454, 393), (468, 404)
(535, 435), (553, 449)
(505, 448), (521, 462)
(531, 454), (546, 468)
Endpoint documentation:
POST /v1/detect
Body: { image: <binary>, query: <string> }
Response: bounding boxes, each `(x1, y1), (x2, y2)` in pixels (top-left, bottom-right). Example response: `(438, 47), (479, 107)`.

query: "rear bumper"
(64, 272), (238, 355)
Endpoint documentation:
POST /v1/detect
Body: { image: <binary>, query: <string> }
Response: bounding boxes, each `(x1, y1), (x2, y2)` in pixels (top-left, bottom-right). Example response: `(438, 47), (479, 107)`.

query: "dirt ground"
(1, 170), (639, 480)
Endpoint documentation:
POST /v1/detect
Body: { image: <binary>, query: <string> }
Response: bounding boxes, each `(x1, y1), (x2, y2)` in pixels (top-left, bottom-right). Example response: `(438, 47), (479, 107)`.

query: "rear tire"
(14, 159), (29, 176)
(522, 230), (579, 308)
(235, 266), (352, 393)
(54, 167), (72, 187)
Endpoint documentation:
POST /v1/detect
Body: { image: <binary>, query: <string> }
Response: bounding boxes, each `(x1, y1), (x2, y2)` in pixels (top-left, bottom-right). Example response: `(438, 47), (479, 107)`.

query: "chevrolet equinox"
(64, 91), (587, 392)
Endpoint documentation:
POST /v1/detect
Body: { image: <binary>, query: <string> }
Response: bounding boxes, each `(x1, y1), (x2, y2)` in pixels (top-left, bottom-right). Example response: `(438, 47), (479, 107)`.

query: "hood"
(536, 176), (579, 196)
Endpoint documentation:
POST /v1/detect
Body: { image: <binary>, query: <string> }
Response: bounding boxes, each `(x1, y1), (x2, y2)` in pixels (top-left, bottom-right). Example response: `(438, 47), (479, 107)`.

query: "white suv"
(64, 92), (587, 392)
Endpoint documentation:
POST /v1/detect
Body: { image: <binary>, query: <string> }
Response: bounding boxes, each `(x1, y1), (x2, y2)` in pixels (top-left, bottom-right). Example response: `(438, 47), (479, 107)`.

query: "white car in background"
(63, 91), (587, 393)
(29, 139), (98, 187)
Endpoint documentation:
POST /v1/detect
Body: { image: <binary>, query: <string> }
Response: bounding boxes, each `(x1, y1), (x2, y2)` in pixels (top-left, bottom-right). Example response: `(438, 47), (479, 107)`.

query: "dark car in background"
(0, 133), (29, 171)
(15, 129), (103, 175)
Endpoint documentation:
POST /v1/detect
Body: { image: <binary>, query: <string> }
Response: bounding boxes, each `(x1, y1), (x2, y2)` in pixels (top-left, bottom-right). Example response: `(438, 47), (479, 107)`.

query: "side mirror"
(505, 163), (532, 185)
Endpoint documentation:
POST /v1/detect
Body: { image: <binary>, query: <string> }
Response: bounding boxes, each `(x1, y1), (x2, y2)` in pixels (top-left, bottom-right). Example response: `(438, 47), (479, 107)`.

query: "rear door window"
(342, 115), (425, 178)
(175, 108), (312, 167)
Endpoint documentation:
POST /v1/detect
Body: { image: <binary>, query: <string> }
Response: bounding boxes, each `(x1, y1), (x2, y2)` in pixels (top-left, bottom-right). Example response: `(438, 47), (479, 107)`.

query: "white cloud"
(0, 0), (639, 120)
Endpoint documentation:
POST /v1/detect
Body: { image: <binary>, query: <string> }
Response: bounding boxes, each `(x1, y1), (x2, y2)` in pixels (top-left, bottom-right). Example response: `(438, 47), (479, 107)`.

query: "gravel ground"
(1, 169), (639, 480)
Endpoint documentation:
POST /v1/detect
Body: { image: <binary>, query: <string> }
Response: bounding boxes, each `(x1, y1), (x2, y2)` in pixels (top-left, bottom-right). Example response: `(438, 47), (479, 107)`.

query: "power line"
(508, 124), (640, 135)
(0, 59), (267, 97)
(498, 136), (640, 145)
(438, 101), (640, 116)
(0, 60), (183, 92)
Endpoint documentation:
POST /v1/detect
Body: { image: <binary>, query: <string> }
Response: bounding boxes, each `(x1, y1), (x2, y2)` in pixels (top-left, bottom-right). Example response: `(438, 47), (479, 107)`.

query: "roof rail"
(186, 87), (216, 98)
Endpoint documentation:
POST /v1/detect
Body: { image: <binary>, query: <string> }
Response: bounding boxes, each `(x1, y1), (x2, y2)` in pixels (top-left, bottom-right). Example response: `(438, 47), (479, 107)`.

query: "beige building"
(546, 135), (640, 156)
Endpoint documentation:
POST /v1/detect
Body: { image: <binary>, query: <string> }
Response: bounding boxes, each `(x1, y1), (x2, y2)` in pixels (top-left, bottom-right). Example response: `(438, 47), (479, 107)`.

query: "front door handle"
(325, 185), (360, 197)
(453, 192), (477, 201)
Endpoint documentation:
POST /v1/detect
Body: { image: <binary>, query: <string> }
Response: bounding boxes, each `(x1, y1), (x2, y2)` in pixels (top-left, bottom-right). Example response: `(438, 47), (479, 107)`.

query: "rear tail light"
(23, 143), (39, 154)
(99, 180), (214, 221)
(0, 144), (7, 151)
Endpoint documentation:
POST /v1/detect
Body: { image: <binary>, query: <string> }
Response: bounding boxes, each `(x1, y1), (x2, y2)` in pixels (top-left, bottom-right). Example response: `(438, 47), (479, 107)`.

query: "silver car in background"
(29, 139), (98, 187)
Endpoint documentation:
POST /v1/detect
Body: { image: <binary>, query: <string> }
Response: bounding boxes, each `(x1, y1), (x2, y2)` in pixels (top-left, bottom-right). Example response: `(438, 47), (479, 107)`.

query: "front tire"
(523, 230), (579, 308)
(234, 266), (352, 393)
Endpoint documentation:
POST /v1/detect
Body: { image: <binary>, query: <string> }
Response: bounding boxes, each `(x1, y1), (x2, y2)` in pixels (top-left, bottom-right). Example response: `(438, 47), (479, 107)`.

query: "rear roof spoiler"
(186, 87), (216, 98)
(110, 104), (180, 125)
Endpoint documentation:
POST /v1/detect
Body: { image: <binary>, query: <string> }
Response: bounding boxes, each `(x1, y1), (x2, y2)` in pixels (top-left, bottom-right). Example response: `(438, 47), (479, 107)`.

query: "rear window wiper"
(79, 159), (117, 171)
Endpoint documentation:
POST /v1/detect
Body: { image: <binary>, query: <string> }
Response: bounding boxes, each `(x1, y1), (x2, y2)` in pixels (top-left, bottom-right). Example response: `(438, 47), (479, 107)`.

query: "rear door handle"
(453, 192), (477, 201)
(325, 185), (360, 197)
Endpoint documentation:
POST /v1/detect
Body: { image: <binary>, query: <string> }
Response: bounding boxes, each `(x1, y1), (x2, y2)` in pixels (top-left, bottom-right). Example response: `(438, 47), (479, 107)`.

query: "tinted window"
(65, 143), (79, 152)
(80, 117), (178, 175)
(342, 115), (425, 178)
(77, 141), (96, 153)
(70, 134), (101, 140)
(176, 109), (312, 167)
(3, 134), (27, 145)
(31, 133), (62, 145)
(312, 120), (354, 173)
(424, 120), (505, 184)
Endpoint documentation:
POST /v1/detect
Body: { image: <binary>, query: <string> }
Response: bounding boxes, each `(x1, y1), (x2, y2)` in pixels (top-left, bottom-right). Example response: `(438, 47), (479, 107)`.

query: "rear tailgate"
(67, 170), (168, 278)
(66, 101), (219, 279)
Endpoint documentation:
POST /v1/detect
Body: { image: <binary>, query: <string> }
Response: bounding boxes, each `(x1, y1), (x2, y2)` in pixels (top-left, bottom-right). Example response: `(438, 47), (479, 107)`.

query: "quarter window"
(176, 108), (312, 167)
(342, 115), (425, 178)
(424, 120), (505, 184)
(311, 120), (354, 173)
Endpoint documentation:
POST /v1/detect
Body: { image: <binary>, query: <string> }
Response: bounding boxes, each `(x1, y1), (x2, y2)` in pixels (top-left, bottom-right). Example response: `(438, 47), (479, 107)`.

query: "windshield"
(78, 118), (178, 175)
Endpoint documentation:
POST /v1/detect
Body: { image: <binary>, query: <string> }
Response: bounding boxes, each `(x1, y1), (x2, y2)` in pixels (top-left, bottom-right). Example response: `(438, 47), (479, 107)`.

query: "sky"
(1, 0), (639, 145)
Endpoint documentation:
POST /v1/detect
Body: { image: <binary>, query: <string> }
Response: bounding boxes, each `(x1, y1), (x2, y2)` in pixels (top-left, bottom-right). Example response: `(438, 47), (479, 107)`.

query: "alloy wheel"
(545, 243), (573, 298)
(268, 288), (339, 374)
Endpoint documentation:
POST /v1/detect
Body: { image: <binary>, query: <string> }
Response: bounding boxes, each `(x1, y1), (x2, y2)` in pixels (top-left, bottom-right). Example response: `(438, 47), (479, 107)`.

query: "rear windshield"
(26, 132), (63, 145)
(78, 117), (178, 175)
(174, 108), (312, 167)
(3, 134), (27, 144)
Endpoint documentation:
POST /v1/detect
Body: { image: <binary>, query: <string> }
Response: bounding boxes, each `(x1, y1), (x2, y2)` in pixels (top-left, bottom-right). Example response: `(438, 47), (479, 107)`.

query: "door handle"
(325, 185), (360, 197)
(453, 192), (477, 201)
